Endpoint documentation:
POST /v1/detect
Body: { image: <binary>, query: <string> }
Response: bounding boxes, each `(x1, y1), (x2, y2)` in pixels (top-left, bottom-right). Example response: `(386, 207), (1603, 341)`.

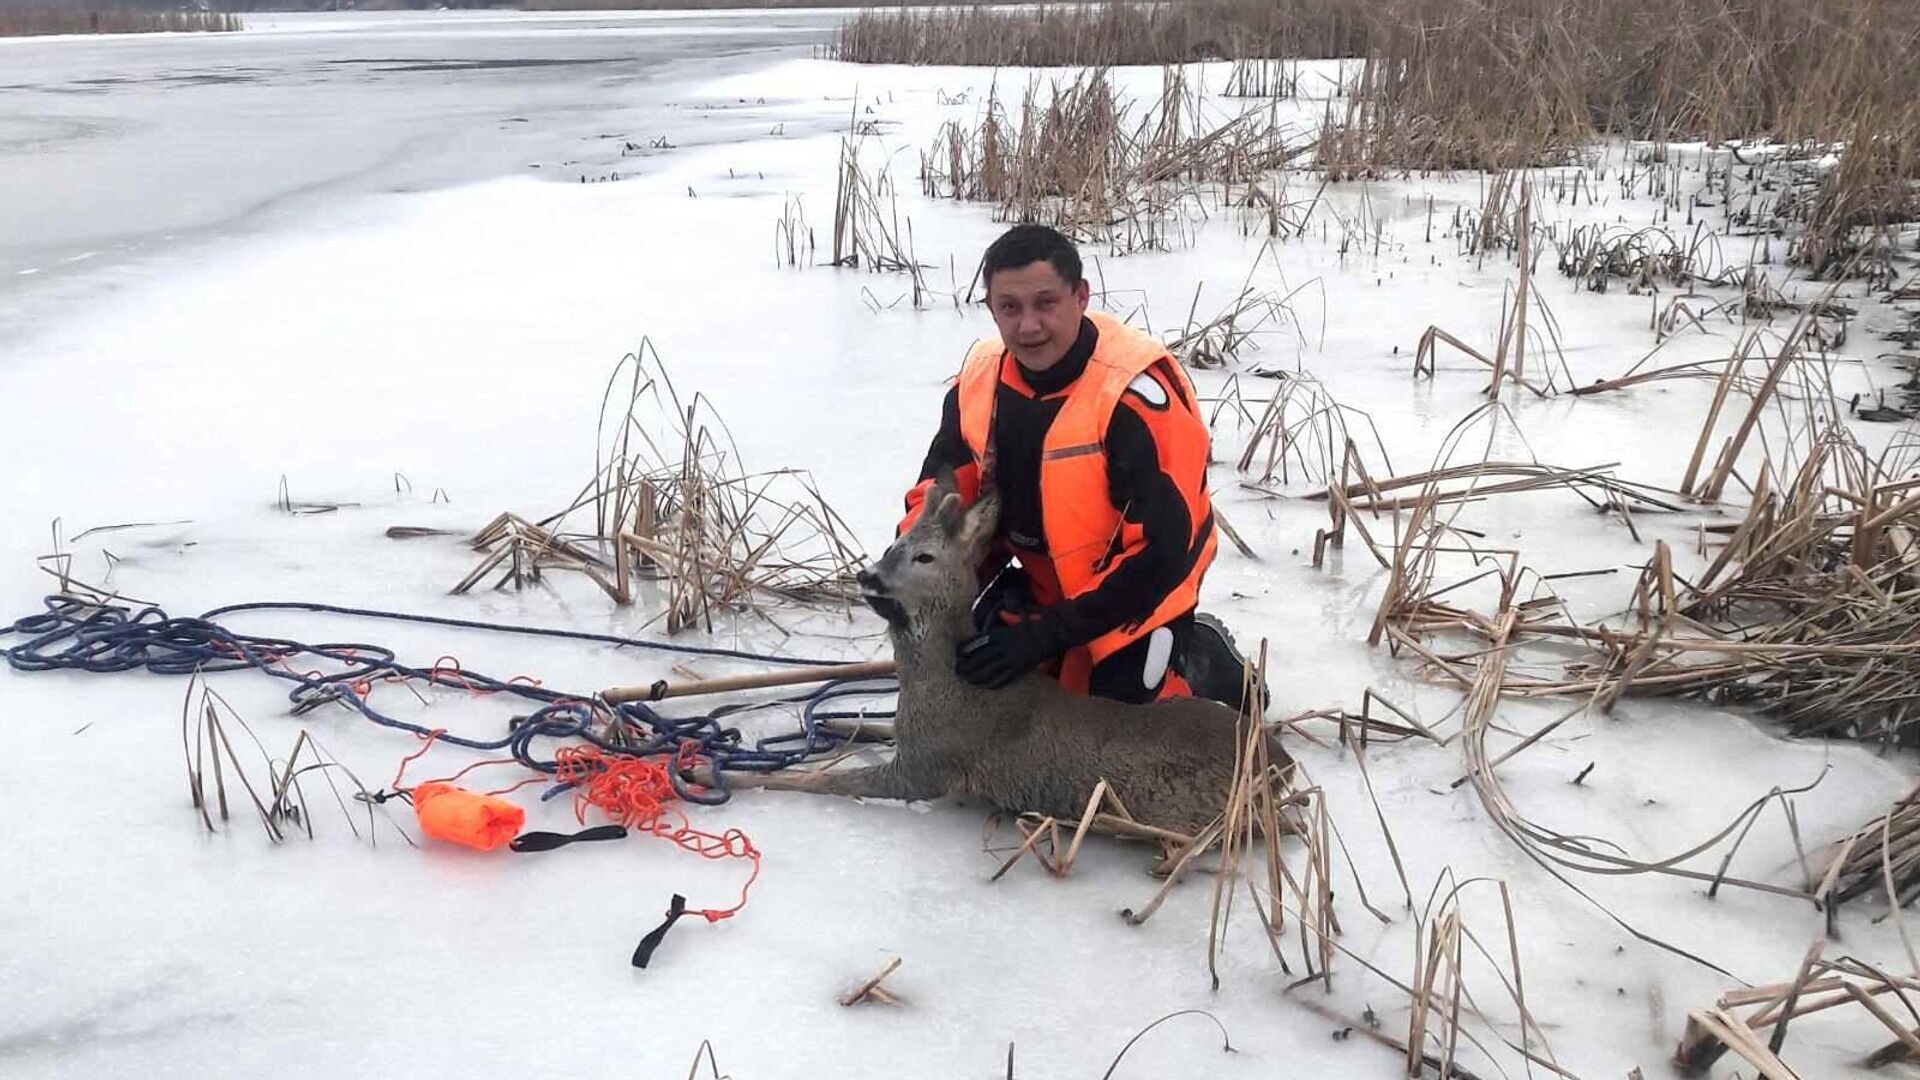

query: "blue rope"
(2, 595), (897, 803)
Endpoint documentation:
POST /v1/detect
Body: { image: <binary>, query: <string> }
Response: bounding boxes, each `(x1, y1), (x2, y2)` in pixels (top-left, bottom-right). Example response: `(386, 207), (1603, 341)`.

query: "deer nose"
(856, 567), (881, 593)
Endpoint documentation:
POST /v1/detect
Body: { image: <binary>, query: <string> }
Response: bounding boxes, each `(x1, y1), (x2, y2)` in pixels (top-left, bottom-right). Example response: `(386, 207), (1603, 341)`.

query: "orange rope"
(552, 744), (760, 920)
(389, 727), (530, 793)
(390, 728), (448, 789)
(425, 654), (543, 695)
(392, 739), (760, 919)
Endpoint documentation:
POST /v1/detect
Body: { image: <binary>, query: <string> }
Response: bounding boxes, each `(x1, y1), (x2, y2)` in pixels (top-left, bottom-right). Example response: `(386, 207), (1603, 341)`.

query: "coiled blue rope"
(2, 595), (897, 803)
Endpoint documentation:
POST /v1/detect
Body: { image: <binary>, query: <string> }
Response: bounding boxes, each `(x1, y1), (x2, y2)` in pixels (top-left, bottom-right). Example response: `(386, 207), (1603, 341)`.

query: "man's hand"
(955, 618), (1064, 689)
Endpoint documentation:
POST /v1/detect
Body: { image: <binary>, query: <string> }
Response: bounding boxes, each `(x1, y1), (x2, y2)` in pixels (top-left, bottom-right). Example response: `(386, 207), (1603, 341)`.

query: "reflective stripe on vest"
(953, 311), (1217, 690)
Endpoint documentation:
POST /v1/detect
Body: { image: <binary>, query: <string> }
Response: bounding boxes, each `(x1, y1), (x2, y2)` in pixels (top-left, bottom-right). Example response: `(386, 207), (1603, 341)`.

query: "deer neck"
(889, 598), (985, 731)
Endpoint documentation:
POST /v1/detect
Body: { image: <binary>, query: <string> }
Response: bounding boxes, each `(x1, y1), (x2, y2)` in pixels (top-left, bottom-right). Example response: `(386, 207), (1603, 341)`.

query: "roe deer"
(745, 475), (1292, 835)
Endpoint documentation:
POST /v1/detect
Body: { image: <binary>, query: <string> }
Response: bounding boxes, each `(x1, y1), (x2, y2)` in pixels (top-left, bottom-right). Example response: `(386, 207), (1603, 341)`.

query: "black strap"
(632, 894), (690, 969)
(508, 824), (628, 852)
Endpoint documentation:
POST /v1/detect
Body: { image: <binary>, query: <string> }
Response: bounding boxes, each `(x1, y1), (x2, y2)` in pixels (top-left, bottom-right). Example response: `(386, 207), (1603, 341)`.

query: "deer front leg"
(735, 761), (944, 802)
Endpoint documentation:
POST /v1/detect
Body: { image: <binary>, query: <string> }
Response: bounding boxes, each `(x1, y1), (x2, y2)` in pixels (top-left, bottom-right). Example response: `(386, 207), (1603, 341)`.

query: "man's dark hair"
(982, 224), (1083, 290)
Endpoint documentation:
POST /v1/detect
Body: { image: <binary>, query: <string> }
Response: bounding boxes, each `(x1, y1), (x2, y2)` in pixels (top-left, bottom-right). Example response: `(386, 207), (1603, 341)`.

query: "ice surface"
(2, 23), (1917, 1080)
(0, 10), (841, 336)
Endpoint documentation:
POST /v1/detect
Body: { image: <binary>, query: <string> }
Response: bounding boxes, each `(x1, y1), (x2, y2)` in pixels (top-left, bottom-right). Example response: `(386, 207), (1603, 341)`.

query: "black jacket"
(911, 317), (1202, 649)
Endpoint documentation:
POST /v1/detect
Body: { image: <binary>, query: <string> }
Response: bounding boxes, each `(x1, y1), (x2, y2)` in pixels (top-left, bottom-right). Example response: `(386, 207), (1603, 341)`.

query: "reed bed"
(846, 0), (1920, 270)
(834, 1), (1354, 68)
(0, 9), (241, 36)
(1223, 58), (1302, 100)
(1235, 396), (1920, 986)
(461, 342), (865, 634)
(527, 0), (1011, 8)
(920, 68), (1305, 253)
(1365, 364), (1920, 747)
(841, 0), (1917, 149)
(1520, 330), (1920, 745)
(1556, 223), (1726, 296)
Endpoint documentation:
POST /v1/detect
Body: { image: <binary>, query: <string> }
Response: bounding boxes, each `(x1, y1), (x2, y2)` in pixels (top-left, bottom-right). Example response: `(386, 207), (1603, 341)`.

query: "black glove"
(955, 617), (1066, 689)
(970, 566), (1034, 634)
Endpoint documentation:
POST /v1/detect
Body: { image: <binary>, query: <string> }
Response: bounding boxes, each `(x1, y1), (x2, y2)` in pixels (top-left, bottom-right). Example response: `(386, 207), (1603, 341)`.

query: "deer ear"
(929, 491), (965, 534)
(955, 489), (1000, 552)
(930, 466), (961, 501)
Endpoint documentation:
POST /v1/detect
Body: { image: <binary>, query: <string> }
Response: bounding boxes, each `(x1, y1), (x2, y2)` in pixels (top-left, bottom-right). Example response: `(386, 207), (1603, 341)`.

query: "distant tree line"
(0, 0), (1025, 12)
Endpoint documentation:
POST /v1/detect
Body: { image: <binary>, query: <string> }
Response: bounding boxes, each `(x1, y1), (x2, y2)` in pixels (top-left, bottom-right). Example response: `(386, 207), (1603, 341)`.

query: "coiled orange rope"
(553, 744), (761, 920)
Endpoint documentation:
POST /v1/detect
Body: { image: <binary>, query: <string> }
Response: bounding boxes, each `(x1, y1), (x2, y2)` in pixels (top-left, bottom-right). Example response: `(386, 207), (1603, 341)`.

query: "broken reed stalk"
(1058, 779), (1109, 877)
(1693, 315), (1813, 503)
(839, 956), (903, 1007)
(1676, 944), (1920, 1076)
(1814, 784), (1920, 916)
(1302, 459), (1682, 514)
(1344, 726), (1415, 911)
(989, 816), (1059, 882)
(1486, 178), (1534, 396)
(986, 784), (1202, 884)
(1121, 817), (1226, 927)
(1414, 325), (1555, 398)
(1234, 371), (1396, 492)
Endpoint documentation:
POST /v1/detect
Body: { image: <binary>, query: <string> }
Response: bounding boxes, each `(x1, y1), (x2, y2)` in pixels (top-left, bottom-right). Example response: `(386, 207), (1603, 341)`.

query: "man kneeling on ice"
(899, 224), (1261, 708)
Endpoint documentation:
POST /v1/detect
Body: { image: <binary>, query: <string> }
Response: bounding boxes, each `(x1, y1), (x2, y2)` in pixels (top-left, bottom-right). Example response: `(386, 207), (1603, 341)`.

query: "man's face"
(986, 259), (1091, 372)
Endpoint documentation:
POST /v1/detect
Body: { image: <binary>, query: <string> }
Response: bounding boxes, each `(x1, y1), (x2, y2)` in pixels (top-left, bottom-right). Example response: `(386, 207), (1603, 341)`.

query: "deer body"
(753, 479), (1290, 836)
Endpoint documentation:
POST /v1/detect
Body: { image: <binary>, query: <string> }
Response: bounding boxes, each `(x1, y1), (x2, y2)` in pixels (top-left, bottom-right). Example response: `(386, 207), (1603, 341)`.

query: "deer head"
(858, 473), (999, 633)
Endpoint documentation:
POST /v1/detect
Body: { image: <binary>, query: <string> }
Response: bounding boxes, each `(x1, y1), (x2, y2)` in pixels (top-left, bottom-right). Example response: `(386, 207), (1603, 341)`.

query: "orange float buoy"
(412, 781), (526, 851)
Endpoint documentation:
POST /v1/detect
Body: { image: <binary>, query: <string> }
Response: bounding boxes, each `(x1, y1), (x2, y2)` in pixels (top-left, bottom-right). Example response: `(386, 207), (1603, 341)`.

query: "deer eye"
(913, 553), (935, 564)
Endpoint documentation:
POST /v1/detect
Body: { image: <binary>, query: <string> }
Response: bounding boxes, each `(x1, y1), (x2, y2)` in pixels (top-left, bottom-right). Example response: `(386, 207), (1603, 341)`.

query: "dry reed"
(181, 674), (411, 846)
(845, 0), (1920, 269)
(831, 137), (932, 306)
(833, 1), (1355, 68)
(920, 67), (1305, 254)
(1814, 784), (1920, 921)
(0, 9), (241, 36)
(462, 342), (865, 633)
(1676, 941), (1920, 1075)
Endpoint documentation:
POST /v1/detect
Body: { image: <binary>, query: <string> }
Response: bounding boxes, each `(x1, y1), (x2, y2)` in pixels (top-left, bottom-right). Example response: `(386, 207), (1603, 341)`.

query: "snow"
(3, 17), (1918, 1079)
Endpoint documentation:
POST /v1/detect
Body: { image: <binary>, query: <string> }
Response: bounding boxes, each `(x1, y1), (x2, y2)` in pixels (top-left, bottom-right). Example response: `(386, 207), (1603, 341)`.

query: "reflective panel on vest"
(1143, 625), (1174, 689)
(1125, 371), (1169, 409)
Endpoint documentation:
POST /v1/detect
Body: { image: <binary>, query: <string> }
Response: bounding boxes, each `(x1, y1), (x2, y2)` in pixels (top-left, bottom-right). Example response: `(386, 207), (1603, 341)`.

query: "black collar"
(1013, 317), (1097, 397)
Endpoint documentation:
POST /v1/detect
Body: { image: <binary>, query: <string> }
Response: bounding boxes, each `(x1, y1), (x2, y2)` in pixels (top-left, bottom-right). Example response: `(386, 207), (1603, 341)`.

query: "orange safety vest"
(954, 311), (1217, 694)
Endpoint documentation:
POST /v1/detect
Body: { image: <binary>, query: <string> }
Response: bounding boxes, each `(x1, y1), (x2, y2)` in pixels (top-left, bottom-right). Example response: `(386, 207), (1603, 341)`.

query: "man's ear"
(1073, 277), (1091, 313)
(955, 489), (1001, 553)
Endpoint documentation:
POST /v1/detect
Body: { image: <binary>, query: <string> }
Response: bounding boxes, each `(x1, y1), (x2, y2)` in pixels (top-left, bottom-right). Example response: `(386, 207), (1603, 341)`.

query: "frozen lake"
(2, 17), (1915, 1080)
(0, 11), (835, 331)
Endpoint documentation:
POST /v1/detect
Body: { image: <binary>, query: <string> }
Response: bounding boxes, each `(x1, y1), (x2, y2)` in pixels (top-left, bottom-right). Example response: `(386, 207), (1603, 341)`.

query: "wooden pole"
(600, 659), (896, 705)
